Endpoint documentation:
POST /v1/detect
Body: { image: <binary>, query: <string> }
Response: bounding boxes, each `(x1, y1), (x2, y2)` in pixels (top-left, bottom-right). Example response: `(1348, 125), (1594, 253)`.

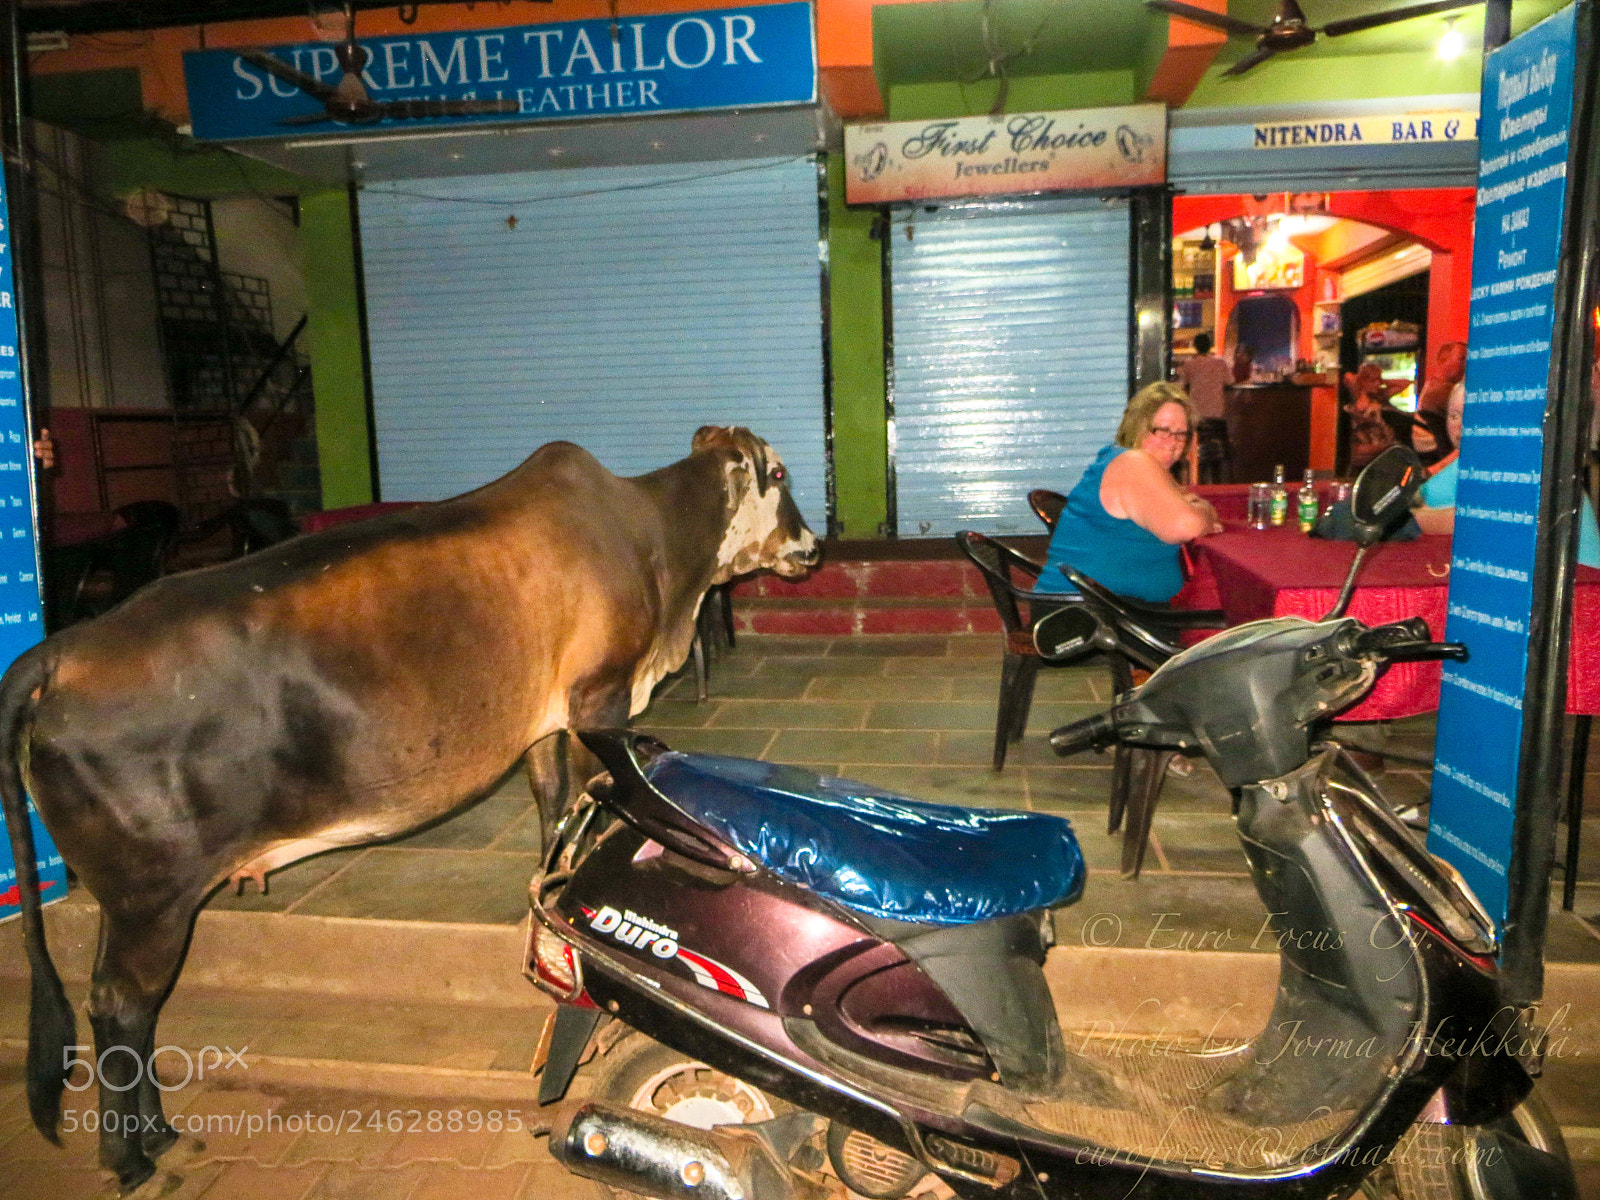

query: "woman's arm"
(1414, 505), (1455, 536)
(1101, 450), (1218, 543)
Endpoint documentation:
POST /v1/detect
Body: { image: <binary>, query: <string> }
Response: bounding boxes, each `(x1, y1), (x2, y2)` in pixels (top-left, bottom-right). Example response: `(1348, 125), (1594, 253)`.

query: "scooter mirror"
(1033, 604), (1106, 664)
(1350, 445), (1424, 549)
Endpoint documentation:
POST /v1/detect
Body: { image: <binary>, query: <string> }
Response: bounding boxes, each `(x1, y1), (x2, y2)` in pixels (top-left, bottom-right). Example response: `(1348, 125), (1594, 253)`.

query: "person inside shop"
(1040, 382), (1222, 604)
(1417, 341), (1467, 416)
(1179, 331), (1233, 484)
(1231, 343), (1255, 385)
(1415, 383), (1600, 564)
(1343, 360), (1412, 470)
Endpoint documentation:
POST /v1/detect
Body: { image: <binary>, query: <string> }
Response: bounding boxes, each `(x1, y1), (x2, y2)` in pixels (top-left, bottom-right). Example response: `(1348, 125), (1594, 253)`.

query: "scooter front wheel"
(1361, 1094), (1573, 1200)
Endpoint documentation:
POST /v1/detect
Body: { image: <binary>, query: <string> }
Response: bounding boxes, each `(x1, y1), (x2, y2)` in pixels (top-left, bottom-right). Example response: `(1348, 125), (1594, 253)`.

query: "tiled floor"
(198, 633), (1600, 961)
(0, 1050), (596, 1200)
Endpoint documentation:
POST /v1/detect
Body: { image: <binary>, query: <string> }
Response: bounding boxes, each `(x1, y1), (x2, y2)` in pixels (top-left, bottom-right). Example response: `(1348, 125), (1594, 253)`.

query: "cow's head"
(694, 425), (821, 580)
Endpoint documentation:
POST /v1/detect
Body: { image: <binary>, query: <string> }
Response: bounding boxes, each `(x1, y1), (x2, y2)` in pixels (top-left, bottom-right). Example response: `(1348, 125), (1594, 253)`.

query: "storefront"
(181, 2), (833, 530)
(845, 105), (1166, 537)
(1166, 97), (1482, 479)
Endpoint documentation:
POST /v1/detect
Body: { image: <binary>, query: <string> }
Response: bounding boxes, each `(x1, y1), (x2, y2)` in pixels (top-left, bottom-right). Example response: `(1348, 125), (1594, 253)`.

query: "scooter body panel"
(532, 727), (1546, 1200)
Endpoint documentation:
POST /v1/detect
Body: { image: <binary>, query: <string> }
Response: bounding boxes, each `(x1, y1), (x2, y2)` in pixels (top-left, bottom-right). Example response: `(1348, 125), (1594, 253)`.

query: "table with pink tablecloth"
(1176, 525), (1600, 720)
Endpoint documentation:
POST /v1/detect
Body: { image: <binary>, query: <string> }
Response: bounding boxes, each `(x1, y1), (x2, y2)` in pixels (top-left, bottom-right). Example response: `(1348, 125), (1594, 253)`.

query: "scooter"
(525, 447), (1575, 1200)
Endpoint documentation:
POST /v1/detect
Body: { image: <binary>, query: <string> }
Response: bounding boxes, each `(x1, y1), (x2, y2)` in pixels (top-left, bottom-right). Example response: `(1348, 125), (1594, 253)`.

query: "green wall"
(826, 154), (887, 539)
(888, 71), (1136, 121)
(300, 189), (374, 507)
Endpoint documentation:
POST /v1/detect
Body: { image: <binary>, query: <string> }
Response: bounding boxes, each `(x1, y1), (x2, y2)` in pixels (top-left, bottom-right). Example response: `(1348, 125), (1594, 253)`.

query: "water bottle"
(1269, 464), (1289, 527)
(1297, 468), (1319, 532)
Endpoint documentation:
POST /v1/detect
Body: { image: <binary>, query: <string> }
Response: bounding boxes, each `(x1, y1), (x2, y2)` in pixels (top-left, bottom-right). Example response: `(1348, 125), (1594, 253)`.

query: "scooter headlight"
(532, 924), (586, 1001)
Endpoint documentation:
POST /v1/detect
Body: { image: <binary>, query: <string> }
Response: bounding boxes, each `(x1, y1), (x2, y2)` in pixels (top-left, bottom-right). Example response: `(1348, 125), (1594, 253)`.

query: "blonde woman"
(1041, 382), (1222, 603)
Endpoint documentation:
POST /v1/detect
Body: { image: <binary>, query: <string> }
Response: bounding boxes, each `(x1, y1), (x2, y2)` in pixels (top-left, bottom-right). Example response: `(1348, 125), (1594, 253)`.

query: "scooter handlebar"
(1382, 641), (1469, 663)
(1342, 619), (1468, 664)
(1049, 712), (1118, 758)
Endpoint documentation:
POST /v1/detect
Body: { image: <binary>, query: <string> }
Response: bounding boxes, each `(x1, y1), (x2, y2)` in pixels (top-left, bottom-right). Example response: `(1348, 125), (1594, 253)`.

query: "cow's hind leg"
(88, 899), (199, 1193)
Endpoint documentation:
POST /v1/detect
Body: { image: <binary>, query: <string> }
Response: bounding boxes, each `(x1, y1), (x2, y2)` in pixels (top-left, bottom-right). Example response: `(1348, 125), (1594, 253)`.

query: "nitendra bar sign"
(843, 105), (1166, 204)
(1427, 3), (1579, 924)
(183, 2), (816, 141)
(1251, 109), (1478, 149)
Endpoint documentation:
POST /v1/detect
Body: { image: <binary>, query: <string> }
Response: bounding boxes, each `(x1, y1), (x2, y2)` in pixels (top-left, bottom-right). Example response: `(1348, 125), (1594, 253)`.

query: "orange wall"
(1174, 189), (1476, 371)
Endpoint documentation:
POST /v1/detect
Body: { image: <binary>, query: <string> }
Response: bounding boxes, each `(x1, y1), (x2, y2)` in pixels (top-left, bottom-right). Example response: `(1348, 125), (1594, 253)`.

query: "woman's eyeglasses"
(1149, 425), (1190, 442)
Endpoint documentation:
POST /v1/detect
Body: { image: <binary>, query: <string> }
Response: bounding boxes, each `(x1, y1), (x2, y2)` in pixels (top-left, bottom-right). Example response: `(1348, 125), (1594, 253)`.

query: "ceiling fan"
(237, 3), (518, 127)
(1145, 0), (1483, 76)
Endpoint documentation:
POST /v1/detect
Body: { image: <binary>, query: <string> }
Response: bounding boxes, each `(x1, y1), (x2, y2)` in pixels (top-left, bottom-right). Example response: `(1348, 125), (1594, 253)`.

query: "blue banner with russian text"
(184, 2), (816, 141)
(0, 166), (66, 924)
(1428, 2), (1578, 924)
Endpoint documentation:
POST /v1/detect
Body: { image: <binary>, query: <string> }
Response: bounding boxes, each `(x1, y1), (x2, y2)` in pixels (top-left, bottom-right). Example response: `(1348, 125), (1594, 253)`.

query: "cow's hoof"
(140, 1122), (177, 1159)
(117, 1168), (181, 1198)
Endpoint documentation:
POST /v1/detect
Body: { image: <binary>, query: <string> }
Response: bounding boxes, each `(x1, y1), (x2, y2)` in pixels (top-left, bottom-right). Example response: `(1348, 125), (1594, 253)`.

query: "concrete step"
(7, 893), (1597, 1054)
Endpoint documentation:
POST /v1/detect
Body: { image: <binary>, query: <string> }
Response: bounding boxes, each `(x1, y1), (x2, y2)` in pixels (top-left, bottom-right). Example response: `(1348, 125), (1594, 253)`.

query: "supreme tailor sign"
(844, 105), (1166, 204)
(183, 2), (815, 141)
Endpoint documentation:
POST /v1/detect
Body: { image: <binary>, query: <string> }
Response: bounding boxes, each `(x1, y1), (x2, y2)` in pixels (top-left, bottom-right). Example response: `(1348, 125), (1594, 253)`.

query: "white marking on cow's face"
(714, 448), (818, 580)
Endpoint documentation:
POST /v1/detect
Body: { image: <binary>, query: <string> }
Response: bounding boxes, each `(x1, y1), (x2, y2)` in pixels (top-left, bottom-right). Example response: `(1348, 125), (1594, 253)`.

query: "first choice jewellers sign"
(844, 104), (1166, 204)
(183, 2), (815, 141)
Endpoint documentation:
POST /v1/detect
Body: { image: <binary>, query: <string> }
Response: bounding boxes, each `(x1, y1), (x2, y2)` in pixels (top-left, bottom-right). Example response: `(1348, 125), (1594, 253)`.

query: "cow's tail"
(0, 642), (73, 1144)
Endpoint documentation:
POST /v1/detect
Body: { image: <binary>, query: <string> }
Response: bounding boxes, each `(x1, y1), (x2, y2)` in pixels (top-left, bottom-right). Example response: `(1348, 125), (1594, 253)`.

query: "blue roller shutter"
(888, 198), (1130, 538)
(358, 157), (827, 530)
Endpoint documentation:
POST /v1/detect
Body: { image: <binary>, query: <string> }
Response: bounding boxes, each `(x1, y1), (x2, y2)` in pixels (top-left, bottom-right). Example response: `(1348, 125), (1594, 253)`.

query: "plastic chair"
(61, 500), (181, 622)
(1015, 498), (1230, 876)
(955, 531), (1080, 772)
(1048, 561), (1226, 877)
(1027, 489), (1068, 533)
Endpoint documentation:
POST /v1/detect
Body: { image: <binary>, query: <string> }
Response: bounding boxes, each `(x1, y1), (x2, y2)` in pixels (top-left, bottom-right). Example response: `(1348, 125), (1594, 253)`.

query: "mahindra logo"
(581, 904), (770, 1009)
(587, 906), (680, 958)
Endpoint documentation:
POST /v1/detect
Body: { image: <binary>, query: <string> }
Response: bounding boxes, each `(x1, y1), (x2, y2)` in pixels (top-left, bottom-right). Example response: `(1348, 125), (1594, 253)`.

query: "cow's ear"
(693, 425), (736, 454)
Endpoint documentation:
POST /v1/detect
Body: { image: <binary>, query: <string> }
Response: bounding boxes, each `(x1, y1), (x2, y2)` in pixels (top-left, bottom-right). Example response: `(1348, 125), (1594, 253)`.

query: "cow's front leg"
(524, 730), (572, 858)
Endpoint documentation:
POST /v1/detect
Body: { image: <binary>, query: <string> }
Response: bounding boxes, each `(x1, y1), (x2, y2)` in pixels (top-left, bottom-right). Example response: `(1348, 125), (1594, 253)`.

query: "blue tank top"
(1041, 445), (1184, 603)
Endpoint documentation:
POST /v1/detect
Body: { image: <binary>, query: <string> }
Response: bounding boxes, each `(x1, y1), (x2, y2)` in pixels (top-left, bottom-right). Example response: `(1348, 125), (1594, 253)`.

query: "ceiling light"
(1438, 17), (1465, 62)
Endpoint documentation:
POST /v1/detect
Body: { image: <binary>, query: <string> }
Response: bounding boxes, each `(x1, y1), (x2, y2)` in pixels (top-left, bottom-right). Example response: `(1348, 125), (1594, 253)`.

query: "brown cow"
(0, 425), (818, 1193)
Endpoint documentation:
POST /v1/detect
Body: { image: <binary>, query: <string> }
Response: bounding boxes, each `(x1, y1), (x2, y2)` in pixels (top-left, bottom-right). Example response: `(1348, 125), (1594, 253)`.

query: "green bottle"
(1269, 464), (1289, 527)
(1297, 468), (1319, 532)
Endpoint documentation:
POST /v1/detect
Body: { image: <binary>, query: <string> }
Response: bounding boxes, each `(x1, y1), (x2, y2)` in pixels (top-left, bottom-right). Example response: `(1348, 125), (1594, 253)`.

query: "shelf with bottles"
(1172, 240), (1217, 300)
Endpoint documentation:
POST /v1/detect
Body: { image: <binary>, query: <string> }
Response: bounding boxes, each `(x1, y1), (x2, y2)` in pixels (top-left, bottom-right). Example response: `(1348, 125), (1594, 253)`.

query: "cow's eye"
(770, 467), (785, 482)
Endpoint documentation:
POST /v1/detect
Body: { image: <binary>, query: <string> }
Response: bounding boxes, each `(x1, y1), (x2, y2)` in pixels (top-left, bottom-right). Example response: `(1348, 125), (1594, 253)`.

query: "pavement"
(0, 633), (1597, 1198)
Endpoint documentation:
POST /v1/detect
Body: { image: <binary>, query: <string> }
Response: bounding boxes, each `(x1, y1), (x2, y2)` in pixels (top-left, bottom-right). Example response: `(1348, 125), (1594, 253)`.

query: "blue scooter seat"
(642, 752), (1086, 926)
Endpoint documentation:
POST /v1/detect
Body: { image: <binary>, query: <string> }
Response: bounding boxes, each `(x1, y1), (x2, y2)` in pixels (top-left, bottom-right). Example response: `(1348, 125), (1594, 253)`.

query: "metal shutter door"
(889, 199), (1129, 538)
(359, 157), (827, 530)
